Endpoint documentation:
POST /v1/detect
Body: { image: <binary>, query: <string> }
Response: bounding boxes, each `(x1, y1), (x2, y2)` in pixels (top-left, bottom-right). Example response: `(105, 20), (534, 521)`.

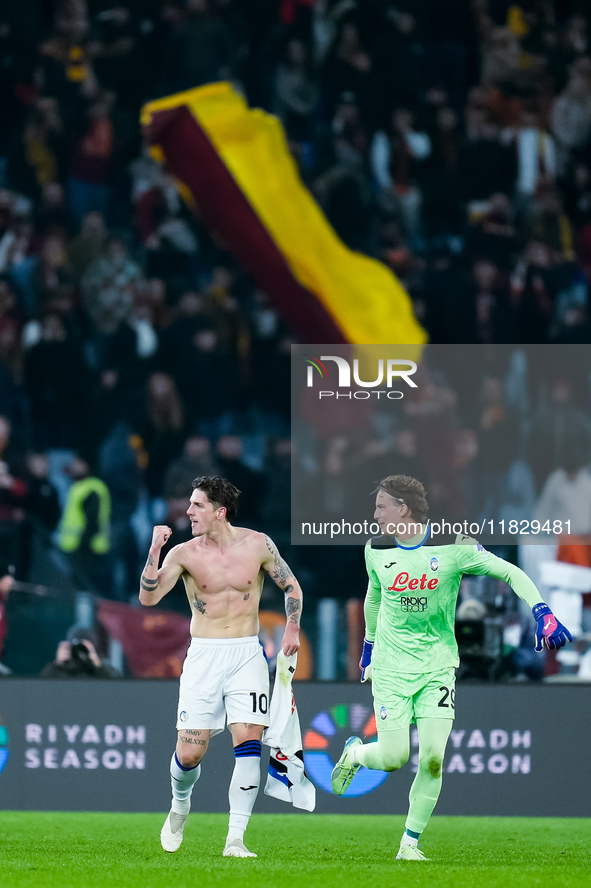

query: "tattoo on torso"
(193, 596), (207, 614)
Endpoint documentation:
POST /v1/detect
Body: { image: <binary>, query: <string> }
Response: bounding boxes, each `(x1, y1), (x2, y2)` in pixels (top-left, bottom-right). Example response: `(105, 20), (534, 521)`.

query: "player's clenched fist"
(151, 525), (172, 549)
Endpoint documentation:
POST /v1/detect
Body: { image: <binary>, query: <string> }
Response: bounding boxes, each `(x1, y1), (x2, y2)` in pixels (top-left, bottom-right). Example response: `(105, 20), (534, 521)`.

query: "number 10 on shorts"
(250, 692), (268, 714)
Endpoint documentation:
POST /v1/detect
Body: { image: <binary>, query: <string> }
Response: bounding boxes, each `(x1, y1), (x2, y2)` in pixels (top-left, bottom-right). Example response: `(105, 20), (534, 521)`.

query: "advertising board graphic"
(0, 680), (589, 817)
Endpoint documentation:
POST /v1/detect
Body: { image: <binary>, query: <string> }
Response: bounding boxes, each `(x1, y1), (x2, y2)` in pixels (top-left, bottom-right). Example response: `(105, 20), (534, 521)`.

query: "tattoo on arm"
(265, 535), (294, 588)
(193, 596), (207, 614)
(286, 596), (301, 626)
(140, 574), (159, 592)
(140, 553), (158, 593)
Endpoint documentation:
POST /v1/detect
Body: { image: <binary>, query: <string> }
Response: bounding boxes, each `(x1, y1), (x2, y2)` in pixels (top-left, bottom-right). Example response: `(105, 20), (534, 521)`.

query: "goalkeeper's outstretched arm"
(458, 543), (573, 652)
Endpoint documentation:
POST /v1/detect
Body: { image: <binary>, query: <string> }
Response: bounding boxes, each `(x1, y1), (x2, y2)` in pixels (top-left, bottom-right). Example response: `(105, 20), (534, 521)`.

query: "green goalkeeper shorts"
(371, 667), (456, 732)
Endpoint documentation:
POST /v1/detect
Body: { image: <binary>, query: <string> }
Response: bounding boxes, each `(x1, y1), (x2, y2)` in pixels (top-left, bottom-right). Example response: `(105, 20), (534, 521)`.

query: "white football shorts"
(176, 635), (270, 735)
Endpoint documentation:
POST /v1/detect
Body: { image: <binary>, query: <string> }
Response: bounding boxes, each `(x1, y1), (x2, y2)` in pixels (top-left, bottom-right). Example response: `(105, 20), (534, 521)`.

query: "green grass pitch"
(1, 812), (589, 888)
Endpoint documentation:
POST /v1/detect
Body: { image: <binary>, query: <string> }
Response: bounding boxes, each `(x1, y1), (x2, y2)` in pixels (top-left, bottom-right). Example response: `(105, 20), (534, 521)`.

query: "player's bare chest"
(182, 549), (262, 594)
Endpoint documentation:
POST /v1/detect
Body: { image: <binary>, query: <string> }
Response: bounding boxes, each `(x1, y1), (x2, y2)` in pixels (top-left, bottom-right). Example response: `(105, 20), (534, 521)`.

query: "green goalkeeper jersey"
(364, 526), (543, 674)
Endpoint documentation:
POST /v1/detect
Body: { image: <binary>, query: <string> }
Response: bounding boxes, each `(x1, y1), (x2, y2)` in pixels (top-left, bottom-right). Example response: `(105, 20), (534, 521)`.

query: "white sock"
(349, 746), (359, 764)
(227, 741), (261, 839)
(403, 832), (419, 846)
(170, 752), (201, 815)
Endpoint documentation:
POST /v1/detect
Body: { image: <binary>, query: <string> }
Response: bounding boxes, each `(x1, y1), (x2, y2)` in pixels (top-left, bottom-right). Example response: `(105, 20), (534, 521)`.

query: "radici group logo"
(302, 703), (388, 797)
(304, 354), (418, 401)
(0, 713), (9, 775)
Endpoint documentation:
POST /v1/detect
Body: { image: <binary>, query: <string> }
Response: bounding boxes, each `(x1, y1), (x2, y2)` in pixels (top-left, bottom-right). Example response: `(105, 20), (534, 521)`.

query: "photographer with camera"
(40, 627), (119, 678)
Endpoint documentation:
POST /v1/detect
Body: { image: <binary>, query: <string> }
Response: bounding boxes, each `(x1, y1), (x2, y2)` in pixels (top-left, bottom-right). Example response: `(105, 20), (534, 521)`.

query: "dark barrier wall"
(0, 681), (589, 817)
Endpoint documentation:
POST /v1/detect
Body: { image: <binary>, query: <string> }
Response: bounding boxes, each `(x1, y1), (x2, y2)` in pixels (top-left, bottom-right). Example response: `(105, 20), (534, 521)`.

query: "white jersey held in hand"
(263, 651), (316, 812)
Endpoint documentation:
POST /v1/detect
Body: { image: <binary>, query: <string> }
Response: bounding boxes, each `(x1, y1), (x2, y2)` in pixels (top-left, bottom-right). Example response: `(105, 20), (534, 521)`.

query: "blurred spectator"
(57, 453), (112, 596)
(472, 375), (519, 520)
(159, 494), (193, 562)
(465, 193), (519, 269)
(353, 429), (424, 506)
(23, 312), (90, 448)
(167, 326), (240, 437)
(0, 414), (27, 569)
(0, 557), (15, 675)
(205, 266), (248, 356)
(481, 27), (522, 89)
(323, 20), (373, 118)
(533, 458), (591, 537)
(31, 232), (74, 310)
(100, 302), (158, 395)
(509, 108), (557, 206)
(17, 99), (65, 199)
(525, 187), (573, 257)
(371, 107), (431, 246)
(40, 627), (119, 678)
(403, 371), (470, 520)
(274, 38), (318, 143)
(259, 437), (292, 530)
(560, 15), (590, 72)
(528, 377), (591, 492)
(215, 435), (263, 524)
(330, 91), (370, 171)
(21, 450), (60, 577)
(0, 279), (24, 384)
(82, 236), (141, 337)
(455, 259), (514, 344)
(140, 372), (186, 499)
(564, 162), (591, 235)
(371, 8), (427, 116)
(67, 210), (108, 284)
(459, 112), (516, 206)
(423, 105), (462, 240)
(35, 182), (76, 237)
(163, 435), (220, 500)
(99, 422), (141, 599)
(314, 147), (373, 250)
(511, 241), (557, 342)
(157, 0), (234, 95)
(38, 5), (95, 112)
(551, 71), (591, 176)
(131, 153), (200, 282)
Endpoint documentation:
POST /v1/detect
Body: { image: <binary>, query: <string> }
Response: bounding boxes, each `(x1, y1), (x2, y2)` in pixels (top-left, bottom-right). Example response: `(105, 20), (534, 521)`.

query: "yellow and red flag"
(141, 83), (426, 345)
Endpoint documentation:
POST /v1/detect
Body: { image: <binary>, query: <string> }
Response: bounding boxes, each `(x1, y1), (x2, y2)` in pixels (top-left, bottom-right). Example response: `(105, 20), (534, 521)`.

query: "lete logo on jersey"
(388, 572), (439, 592)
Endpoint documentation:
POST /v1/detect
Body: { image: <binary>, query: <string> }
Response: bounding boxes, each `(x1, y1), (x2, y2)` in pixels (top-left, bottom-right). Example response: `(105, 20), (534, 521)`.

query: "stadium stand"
(0, 0), (590, 677)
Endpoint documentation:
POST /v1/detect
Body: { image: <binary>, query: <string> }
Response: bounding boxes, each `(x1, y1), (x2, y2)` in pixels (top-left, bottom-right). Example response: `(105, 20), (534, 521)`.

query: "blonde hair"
(376, 474), (429, 523)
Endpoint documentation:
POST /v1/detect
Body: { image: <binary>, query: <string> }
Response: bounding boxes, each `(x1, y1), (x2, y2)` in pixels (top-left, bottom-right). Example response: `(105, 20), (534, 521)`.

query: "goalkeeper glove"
(532, 603), (572, 652)
(360, 638), (373, 682)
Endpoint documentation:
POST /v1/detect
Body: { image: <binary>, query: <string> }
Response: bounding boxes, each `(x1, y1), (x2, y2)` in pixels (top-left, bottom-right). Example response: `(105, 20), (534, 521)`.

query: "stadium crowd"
(1, 0), (591, 676)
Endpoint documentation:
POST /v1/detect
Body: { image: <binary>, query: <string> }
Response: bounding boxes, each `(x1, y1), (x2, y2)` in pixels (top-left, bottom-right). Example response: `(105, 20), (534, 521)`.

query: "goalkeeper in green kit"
(331, 475), (572, 861)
